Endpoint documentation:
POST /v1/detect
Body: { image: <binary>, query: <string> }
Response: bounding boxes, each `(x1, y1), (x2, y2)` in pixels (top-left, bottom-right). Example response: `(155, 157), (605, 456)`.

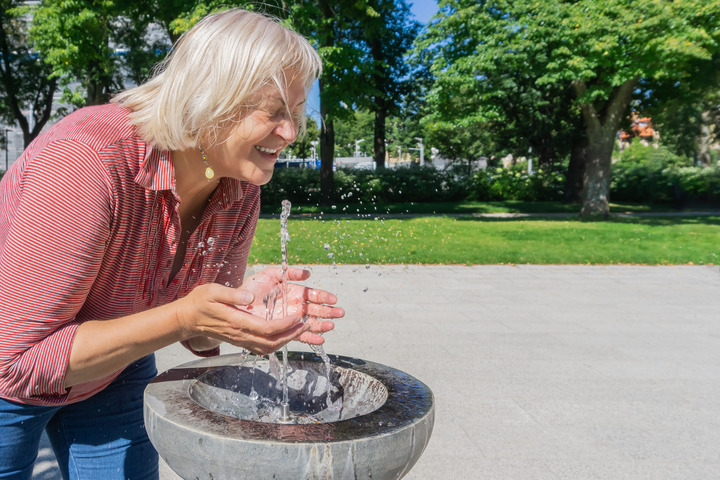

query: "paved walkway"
(32, 265), (720, 479)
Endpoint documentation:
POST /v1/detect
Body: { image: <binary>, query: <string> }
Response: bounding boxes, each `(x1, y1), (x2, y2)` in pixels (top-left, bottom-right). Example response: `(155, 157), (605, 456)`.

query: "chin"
(248, 170), (274, 186)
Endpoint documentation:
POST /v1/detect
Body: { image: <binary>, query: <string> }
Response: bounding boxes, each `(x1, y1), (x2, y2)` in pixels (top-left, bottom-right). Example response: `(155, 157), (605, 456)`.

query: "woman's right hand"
(175, 283), (310, 355)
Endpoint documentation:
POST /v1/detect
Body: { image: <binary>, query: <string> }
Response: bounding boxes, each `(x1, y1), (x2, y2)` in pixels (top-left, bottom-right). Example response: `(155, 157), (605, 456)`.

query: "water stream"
(253, 200), (338, 423)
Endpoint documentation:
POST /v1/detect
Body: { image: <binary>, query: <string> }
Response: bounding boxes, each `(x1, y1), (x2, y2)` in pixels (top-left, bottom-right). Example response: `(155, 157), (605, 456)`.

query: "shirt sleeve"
(0, 139), (114, 402)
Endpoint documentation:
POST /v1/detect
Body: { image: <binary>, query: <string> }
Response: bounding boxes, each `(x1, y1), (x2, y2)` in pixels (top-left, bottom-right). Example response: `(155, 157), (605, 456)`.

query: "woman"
(0, 8), (343, 479)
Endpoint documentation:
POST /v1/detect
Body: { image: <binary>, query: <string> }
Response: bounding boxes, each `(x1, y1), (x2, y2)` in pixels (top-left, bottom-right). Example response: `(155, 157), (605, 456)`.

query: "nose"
(275, 116), (298, 143)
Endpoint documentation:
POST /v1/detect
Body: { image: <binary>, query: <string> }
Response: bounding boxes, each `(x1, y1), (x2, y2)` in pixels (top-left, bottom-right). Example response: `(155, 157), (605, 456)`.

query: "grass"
(260, 200), (716, 216)
(248, 214), (720, 265)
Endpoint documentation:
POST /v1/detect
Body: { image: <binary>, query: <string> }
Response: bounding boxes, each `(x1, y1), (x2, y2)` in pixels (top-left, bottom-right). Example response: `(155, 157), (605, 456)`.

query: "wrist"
(181, 337), (222, 357)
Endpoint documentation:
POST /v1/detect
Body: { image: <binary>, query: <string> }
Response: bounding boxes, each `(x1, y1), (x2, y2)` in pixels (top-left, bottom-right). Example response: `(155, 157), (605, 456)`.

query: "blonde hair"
(112, 9), (321, 151)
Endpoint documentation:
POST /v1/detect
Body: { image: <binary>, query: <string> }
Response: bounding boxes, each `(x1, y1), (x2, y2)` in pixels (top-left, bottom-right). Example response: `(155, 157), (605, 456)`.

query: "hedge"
(262, 162), (720, 208)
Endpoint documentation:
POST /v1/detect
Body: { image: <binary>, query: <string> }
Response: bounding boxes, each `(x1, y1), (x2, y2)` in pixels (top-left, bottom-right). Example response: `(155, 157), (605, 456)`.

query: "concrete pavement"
(33, 264), (720, 479)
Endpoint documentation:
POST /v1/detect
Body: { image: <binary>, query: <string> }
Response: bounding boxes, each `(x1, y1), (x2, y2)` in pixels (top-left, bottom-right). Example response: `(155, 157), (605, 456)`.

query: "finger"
(265, 321), (311, 345)
(299, 304), (345, 319)
(240, 321), (310, 355)
(299, 287), (338, 305)
(296, 331), (327, 345)
(207, 284), (255, 306)
(285, 267), (311, 282)
(304, 318), (335, 334)
(245, 313), (304, 336)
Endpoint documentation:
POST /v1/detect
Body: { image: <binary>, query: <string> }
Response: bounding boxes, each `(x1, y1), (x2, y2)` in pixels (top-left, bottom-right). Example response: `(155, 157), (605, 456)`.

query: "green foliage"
(334, 110), (374, 157)
(611, 142), (720, 205)
(470, 164), (566, 202)
(262, 165), (470, 207)
(617, 139), (690, 168)
(416, 0), (720, 215)
(287, 116), (320, 160)
(261, 164), (569, 208)
(261, 168), (322, 207)
(30, 0), (123, 106)
(263, 158), (720, 210)
(0, 1), (58, 145)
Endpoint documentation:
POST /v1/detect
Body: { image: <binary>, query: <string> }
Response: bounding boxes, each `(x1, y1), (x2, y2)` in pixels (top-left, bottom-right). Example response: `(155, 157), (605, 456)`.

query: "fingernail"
(238, 290), (254, 304)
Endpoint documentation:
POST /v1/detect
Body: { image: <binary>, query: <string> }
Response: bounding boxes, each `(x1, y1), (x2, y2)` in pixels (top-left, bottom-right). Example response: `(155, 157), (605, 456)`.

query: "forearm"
(65, 301), (187, 388)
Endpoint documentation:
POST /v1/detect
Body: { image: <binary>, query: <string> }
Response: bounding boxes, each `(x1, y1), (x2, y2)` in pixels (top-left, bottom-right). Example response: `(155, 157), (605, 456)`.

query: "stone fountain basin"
(144, 352), (435, 480)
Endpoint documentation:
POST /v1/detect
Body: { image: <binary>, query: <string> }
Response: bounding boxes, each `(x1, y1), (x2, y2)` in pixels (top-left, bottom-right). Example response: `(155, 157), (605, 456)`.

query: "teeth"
(255, 146), (278, 154)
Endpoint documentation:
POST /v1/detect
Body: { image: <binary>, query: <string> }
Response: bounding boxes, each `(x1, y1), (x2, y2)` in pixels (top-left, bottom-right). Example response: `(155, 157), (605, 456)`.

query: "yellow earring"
(199, 146), (215, 180)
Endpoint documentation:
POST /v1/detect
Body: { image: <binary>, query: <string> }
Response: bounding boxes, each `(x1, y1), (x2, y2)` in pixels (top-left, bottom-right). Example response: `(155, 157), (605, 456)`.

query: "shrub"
(610, 140), (720, 205)
(469, 163), (565, 202)
(261, 165), (471, 208)
(261, 156), (720, 209)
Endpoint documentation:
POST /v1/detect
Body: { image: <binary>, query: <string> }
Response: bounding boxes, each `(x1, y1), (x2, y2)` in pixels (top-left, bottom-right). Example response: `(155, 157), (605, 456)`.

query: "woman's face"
(206, 76), (307, 186)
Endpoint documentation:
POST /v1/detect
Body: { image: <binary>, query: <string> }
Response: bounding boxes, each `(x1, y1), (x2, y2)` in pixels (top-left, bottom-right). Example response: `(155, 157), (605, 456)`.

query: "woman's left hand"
(237, 267), (344, 345)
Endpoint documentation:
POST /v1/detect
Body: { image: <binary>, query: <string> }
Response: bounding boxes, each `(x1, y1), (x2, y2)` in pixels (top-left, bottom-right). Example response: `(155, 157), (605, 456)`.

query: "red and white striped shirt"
(0, 104), (260, 406)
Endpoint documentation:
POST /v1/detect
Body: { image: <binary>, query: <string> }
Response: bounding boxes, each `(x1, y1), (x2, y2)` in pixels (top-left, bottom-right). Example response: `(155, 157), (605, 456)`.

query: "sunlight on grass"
(248, 215), (720, 265)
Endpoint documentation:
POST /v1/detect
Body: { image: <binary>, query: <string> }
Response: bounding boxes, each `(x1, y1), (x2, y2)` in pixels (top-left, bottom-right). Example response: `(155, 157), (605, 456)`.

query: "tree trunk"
(86, 79), (109, 106)
(697, 111), (712, 166)
(580, 132), (614, 218)
(319, 92), (335, 205)
(370, 34), (386, 170)
(573, 78), (638, 218)
(26, 76), (58, 147)
(565, 136), (587, 203)
(373, 96), (386, 170)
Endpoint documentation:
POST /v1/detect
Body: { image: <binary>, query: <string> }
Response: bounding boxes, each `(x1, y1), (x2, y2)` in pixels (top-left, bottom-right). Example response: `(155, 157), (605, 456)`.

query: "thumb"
(234, 288), (255, 305)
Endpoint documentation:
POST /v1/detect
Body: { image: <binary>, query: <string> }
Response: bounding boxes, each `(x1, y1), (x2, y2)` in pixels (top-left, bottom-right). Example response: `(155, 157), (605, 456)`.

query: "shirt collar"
(134, 144), (174, 192)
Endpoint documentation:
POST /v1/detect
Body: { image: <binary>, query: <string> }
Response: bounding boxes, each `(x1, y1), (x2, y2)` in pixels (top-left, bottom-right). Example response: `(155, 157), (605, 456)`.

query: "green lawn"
(249, 214), (720, 265)
(260, 200), (714, 216)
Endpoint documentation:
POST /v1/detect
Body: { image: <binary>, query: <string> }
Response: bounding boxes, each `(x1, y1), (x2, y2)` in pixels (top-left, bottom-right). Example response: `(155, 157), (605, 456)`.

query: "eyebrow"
(279, 98), (306, 108)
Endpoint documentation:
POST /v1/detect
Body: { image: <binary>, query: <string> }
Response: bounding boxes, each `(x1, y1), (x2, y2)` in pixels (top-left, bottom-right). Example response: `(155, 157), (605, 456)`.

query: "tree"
(289, 0), (373, 204)
(334, 108), (373, 157)
(416, 1), (583, 179)
(30, 0), (125, 107)
(28, 0), (200, 108)
(642, 55), (720, 166)
(287, 115), (320, 160)
(357, 0), (419, 169)
(0, 1), (57, 148)
(418, 0), (720, 217)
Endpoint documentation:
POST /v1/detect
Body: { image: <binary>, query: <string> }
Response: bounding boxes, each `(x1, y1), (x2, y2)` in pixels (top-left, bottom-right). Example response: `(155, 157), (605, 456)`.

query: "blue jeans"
(0, 355), (159, 480)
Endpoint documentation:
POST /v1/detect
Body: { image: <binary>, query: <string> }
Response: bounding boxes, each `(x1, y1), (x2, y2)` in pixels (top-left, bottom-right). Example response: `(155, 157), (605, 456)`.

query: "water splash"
(279, 200), (292, 421)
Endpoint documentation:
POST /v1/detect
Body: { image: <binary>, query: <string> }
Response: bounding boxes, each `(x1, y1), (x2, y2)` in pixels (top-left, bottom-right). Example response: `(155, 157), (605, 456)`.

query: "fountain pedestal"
(144, 352), (435, 480)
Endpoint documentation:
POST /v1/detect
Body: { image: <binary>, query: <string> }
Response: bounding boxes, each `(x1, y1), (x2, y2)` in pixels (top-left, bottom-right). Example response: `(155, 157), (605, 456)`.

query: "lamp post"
(310, 140), (318, 169)
(409, 138), (424, 166)
(354, 139), (365, 157)
(527, 147), (533, 174)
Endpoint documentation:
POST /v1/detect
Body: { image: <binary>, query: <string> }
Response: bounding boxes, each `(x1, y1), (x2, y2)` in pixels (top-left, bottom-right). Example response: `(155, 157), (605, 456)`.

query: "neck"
(171, 148), (220, 205)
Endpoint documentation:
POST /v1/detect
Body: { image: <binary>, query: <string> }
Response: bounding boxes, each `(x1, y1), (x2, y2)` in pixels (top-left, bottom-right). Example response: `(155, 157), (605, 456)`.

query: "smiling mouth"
(255, 145), (281, 155)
